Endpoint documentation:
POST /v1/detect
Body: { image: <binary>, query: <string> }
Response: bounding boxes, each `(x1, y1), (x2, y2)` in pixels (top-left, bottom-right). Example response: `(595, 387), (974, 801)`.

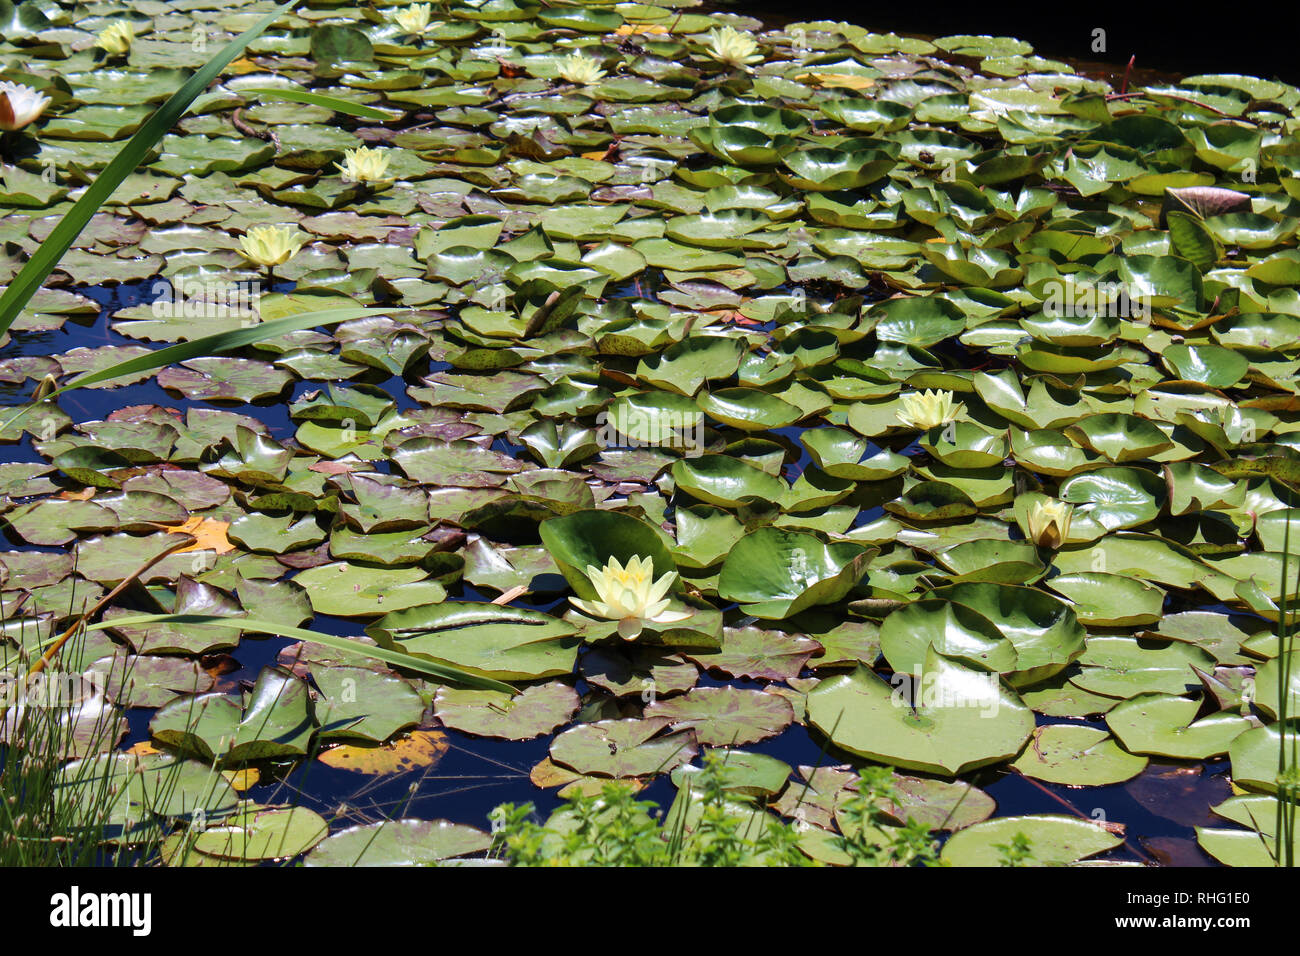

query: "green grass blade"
(0, 0), (296, 337)
(87, 614), (518, 693)
(53, 306), (388, 394)
(237, 87), (392, 119)
(0, 305), (391, 435)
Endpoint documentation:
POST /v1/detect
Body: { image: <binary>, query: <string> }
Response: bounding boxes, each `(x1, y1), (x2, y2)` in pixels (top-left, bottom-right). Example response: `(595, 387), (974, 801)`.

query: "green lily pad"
(940, 814), (1123, 866)
(149, 667), (315, 764)
(806, 650), (1034, 776)
(304, 819), (492, 866)
(717, 529), (872, 619)
(368, 603), (579, 682)
(433, 683), (579, 740)
(293, 562), (447, 617)
(549, 717), (698, 778)
(1106, 693), (1252, 759)
(1010, 724), (1148, 786)
(1071, 636), (1214, 699)
(1045, 573), (1165, 627)
(645, 687), (794, 746)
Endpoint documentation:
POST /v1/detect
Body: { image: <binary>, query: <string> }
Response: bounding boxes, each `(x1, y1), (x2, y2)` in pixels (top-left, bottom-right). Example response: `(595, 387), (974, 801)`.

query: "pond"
(0, 0), (1297, 868)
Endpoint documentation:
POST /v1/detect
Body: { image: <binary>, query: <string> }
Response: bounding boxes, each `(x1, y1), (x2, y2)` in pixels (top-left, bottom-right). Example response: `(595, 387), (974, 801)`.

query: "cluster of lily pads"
(2, 0), (1300, 866)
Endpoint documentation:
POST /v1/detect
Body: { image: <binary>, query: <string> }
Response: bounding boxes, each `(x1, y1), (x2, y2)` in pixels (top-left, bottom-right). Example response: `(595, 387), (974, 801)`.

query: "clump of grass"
(0, 626), (167, 865)
(834, 766), (943, 867)
(489, 753), (943, 867)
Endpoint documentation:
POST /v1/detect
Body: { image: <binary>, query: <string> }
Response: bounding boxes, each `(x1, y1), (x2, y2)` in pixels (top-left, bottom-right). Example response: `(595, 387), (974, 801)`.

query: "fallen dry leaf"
(796, 73), (875, 91)
(317, 730), (449, 775)
(223, 768), (261, 791)
(615, 23), (669, 36)
(164, 516), (234, 554)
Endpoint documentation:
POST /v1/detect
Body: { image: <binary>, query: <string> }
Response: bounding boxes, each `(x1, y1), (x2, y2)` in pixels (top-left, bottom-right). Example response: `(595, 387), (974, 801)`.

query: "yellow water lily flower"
(896, 389), (963, 430)
(1024, 498), (1073, 549)
(705, 26), (762, 67)
(0, 81), (51, 132)
(95, 22), (134, 57)
(388, 3), (432, 35)
(569, 554), (691, 640)
(335, 146), (393, 184)
(556, 52), (607, 85)
(237, 224), (306, 268)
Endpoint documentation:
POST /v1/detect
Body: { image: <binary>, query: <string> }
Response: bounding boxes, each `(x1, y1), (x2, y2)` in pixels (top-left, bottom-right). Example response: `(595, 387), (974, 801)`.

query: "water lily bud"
(32, 373), (59, 402)
(95, 22), (134, 57)
(705, 26), (762, 67)
(388, 3), (432, 35)
(896, 389), (963, 430)
(1024, 498), (1073, 549)
(569, 554), (691, 640)
(556, 52), (607, 86)
(0, 81), (51, 132)
(237, 224), (306, 268)
(335, 145), (393, 184)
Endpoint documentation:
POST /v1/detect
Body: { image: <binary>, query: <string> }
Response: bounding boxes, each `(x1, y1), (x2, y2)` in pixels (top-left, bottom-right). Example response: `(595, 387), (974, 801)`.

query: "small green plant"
(833, 766), (944, 867)
(490, 754), (945, 867)
(491, 752), (810, 866)
(994, 832), (1034, 867)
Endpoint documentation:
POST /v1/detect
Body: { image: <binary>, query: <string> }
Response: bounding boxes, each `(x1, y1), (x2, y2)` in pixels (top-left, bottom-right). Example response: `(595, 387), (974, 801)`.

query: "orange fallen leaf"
(318, 730), (449, 775)
(58, 488), (96, 501)
(615, 23), (669, 36)
(164, 516), (234, 554)
(796, 73), (875, 91)
(126, 740), (162, 757)
(226, 56), (262, 75)
(222, 768), (260, 791)
(531, 756), (643, 797)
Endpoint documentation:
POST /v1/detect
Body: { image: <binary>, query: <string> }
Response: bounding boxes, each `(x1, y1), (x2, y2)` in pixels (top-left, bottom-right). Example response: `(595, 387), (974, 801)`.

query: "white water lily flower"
(705, 26), (762, 67)
(896, 389), (963, 430)
(237, 224), (306, 268)
(0, 81), (51, 132)
(1024, 498), (1073, 549)
(569, 554), (691, 640)
(388, 3), (432, 35)
(556, 52), (607, 85)
(95, 22), (133, 56)
(335, 146), (393, 184)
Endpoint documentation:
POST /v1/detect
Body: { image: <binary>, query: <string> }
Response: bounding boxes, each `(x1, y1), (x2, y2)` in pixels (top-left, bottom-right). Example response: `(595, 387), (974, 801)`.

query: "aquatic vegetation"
(1023, 497), (1074, 550)
(704, 26), (763, 68)
(237, 224), (308, 268)
(491, 752), (941, 866)
(569, 554), (690, 640)
(387, 3), (434, 36)
(0, 81), (49, 133)
(895, 389), (963, 431)
(334, 146), (394, 185)
(555, 52), (608, 86)
(93, 22), (133, 58)
(0, 0), (1299, 868)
